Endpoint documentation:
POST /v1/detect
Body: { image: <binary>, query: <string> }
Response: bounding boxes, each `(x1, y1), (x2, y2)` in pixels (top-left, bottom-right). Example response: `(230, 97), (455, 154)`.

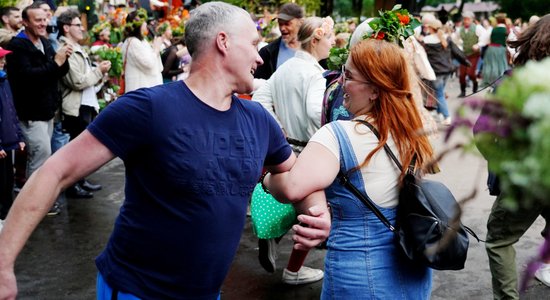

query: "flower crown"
(91, 21), (111, 37)
(313, 16), (335, 40)
(125, 8), (148, 31)
(366, 5), (420, 45)
(327, 5), (419, 70)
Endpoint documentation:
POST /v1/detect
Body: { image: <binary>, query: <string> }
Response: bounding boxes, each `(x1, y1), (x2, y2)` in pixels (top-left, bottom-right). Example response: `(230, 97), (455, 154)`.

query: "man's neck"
(184, 60), (234, 111)
(25, 30), (41, 44)
(284, 37), (300, 49)
(5, 25), (17, 33)
(65, 36), (79, 46)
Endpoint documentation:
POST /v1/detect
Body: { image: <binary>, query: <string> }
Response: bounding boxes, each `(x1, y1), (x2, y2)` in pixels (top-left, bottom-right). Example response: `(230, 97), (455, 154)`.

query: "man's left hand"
(291, 205), (330, 251)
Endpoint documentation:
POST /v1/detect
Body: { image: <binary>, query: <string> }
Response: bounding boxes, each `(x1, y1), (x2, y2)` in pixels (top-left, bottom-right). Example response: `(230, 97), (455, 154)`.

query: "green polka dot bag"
(250, 183), (297, 239)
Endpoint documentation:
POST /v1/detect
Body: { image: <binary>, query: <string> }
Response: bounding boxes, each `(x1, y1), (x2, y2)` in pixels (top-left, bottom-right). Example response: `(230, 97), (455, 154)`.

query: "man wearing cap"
(254, 3), (304, 80)
(0, 7), (23, 47)
(456, 11), (487, 97)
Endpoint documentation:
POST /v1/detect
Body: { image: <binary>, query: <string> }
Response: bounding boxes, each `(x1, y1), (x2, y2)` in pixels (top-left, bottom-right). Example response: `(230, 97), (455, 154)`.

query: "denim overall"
(321, 122), (432, 300)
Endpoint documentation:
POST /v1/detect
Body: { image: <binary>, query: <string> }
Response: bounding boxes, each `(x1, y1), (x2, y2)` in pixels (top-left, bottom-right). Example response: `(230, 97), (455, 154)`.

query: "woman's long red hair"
(350, 39), (434, 176)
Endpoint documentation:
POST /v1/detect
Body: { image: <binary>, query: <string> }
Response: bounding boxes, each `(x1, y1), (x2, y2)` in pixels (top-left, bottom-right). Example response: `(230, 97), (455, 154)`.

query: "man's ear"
(1, 16), (8, 26)
(62, 24), (70, 36)
(215, 31), (229, 54)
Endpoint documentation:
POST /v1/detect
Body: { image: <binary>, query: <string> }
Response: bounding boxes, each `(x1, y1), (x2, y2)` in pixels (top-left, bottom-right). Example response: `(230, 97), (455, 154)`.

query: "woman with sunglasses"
(263, 39), (435, 299)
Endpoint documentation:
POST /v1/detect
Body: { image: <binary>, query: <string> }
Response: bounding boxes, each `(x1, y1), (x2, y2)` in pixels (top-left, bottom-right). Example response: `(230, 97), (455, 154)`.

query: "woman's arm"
(265, 141), (339, 203)
(265, 140), (337, 250)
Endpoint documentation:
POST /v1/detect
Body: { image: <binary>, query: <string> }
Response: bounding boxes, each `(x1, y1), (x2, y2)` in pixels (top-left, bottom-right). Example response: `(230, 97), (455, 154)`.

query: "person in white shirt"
(121, 9), (163, 93)
(252, 16), (335, 285)
(253, 16), (335, 151)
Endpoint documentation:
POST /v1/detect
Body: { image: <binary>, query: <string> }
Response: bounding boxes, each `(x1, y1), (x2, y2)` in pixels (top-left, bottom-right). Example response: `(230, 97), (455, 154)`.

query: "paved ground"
(10, 77), (550, 299)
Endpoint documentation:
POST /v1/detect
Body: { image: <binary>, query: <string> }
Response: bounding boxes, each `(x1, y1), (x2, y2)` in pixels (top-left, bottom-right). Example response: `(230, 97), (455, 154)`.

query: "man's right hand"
(0, 267), (17, 300)
(98, 60), (112, 74)
(54, 44), (73, 66)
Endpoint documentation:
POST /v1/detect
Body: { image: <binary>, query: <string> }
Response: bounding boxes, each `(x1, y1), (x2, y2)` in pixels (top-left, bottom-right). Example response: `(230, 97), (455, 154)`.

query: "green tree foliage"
(220, 0), (322, 14)
(334, 0), (374, 18)
(0, 0), (18, 7)
(497, 0), (550, 20)
(421, 0), (455, 7)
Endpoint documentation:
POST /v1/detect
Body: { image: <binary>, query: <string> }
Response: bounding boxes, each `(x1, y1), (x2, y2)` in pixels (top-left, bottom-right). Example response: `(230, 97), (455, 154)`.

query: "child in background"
(0, 46), (24, 227)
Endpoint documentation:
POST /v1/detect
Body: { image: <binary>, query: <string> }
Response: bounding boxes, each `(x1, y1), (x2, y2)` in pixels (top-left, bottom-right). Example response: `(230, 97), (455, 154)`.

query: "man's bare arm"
(0, 130), (115, 300)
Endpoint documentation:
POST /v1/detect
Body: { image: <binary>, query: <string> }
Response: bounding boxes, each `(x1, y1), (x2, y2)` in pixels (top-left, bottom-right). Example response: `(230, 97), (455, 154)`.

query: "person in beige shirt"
(57, 9), (111, 198)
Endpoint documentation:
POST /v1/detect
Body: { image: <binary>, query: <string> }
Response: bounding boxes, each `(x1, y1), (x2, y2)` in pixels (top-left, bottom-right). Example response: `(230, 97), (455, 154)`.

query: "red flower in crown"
(396, 13), (410, 25)
(371, 32), (385, 40)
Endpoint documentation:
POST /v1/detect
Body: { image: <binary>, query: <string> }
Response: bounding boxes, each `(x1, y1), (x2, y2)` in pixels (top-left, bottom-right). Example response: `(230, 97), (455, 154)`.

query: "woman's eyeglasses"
(342, 65), (371, 85)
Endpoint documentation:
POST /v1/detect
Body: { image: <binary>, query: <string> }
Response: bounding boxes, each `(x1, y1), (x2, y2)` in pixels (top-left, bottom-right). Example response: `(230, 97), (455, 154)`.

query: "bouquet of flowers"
(94, 47), (123, 78)
(454, 57), (550, 291)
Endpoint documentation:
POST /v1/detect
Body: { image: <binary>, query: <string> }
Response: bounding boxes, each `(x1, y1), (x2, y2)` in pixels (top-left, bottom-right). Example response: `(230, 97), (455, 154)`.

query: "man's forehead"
(28, 8), (46, 18)
(278, 19), (292, 26)
(280, 18), (302, 27)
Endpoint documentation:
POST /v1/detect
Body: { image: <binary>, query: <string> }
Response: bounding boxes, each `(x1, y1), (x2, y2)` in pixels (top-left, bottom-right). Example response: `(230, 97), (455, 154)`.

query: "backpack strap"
(330, 121), (396, 232)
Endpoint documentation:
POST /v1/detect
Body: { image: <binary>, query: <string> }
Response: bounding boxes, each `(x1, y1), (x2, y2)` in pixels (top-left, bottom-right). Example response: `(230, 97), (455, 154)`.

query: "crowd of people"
(0, 0), (549, 299)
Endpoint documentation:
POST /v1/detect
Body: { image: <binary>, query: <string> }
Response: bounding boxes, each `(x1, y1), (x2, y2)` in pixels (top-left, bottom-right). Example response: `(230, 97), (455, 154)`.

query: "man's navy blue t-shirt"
(88, 81), (291, 299)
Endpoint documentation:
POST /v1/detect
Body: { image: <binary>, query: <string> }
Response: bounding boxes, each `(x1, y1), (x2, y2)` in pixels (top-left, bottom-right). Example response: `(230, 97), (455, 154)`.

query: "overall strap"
(331, 122), (396, 232)
(355, 120), (417, 175)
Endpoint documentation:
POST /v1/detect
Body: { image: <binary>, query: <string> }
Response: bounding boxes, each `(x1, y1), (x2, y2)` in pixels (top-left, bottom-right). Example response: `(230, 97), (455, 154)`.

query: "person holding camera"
(58, 9), (111, 198)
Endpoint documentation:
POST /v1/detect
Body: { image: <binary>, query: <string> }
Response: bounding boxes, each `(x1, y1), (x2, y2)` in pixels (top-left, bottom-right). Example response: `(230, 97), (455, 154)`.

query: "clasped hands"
(290, 204), (331, 251)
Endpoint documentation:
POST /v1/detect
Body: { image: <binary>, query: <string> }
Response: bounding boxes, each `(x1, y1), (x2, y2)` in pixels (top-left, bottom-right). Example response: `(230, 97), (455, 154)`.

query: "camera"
(46, 25), (58, 34)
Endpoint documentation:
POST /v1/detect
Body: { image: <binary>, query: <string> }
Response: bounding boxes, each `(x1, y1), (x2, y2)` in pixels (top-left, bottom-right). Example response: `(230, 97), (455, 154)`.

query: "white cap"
(350, 18), (374, 48)
(462, 11), (475, 19)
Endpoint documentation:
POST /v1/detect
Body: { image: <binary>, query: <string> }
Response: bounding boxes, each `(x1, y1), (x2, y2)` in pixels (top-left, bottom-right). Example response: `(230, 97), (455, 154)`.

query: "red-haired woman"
(263, 39), (434, 299)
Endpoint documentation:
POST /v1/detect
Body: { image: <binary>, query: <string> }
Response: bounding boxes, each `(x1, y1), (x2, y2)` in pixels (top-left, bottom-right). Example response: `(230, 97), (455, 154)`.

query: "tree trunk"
(396, 0), (416, 13)
(320, 0), (333, 17)
(375, 0), (422, 13)
(351, 0), (363, 17)
(374, 0), (396, 11)
(458, 0), (466, 12)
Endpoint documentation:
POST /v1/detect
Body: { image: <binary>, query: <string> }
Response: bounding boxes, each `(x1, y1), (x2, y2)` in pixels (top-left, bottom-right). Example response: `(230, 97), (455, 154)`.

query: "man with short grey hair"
(0, 2), (330, 299)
